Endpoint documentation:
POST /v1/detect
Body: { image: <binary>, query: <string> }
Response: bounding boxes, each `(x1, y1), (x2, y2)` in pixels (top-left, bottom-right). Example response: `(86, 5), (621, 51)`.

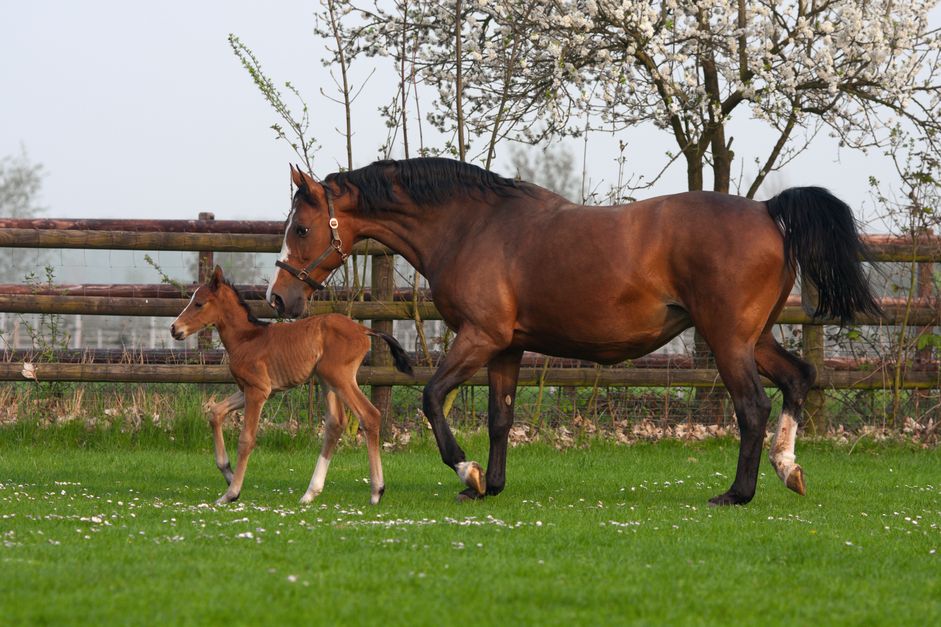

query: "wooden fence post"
(196, 212), (214, 350)
(801, 282), (826, 433)
(917, 258), (934, 360)
(915, 254), (934, 414)
(692, 331), (726, 424)
(371, 254), (395, 439)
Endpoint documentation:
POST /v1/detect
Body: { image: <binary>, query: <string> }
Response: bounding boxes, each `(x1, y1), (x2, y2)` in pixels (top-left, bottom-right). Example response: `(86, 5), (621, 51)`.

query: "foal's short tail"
(369, 331), (414, 376)
(765, 187), (881, 324)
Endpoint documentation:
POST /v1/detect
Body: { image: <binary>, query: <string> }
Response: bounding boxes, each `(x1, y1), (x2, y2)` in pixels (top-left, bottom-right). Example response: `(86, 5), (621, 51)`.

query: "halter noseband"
(275, 186), (349, 291)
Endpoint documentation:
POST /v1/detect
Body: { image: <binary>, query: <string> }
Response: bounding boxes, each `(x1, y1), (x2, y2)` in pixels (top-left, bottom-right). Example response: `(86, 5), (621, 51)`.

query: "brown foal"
(170, 266), (412, 505)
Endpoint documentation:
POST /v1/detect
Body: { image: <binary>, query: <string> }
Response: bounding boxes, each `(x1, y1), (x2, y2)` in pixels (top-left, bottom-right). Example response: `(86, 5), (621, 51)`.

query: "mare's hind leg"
(755, 333), (816, 496)
(703, 342), (772, 506)
(208, 390), (244, 485)
(300, 388), (348, 504)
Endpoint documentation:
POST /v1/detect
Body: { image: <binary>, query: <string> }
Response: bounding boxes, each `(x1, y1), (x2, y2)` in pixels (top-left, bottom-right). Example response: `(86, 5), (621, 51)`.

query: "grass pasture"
(0, 428), (939, 625)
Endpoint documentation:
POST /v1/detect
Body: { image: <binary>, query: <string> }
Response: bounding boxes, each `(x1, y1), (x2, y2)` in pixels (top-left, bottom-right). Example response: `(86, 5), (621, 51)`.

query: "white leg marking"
(300, 454), (330, 504)
(455, 461), (486, 494)
(769, 411), (798, 482)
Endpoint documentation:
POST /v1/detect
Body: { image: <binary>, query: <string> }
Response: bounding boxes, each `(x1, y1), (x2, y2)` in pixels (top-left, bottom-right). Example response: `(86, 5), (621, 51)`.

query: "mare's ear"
(209, 265), (224, 291)
(291, 164), (305, 191)
(292, 165), (322, 201)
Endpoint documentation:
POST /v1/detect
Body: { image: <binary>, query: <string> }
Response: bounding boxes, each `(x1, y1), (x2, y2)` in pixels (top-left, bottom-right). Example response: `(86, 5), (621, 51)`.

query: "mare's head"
(266, 166), (361, 318)
(170, 266), (231, 340)
(267, 158), (527, 318)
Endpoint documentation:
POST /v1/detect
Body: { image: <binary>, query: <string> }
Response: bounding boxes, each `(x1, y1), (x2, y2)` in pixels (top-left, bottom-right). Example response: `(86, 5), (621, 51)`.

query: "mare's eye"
(195, 302), (203, 308)
(295, 225), (309, 237)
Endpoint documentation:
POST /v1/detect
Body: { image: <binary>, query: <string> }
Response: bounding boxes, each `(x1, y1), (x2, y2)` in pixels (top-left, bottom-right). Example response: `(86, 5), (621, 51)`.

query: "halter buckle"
(329, 217), (339, 229)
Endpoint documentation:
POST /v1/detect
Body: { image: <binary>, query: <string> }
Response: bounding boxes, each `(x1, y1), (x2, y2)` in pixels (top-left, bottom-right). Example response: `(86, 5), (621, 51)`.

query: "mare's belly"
(513, 303), (691, 364)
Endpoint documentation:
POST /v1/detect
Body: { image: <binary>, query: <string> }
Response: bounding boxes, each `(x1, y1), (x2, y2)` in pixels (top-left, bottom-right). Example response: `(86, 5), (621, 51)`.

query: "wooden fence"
(2, 217), (940, 414)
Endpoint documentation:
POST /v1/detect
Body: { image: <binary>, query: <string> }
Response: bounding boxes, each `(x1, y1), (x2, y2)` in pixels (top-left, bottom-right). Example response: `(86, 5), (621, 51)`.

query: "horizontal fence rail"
(1, 218), (939, 401)
(1, 362), (933, 389)
(0, 293), (937, 325)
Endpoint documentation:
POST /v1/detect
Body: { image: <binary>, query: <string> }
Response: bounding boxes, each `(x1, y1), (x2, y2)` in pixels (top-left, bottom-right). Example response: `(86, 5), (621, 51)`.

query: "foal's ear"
(209, 265), (225, 291)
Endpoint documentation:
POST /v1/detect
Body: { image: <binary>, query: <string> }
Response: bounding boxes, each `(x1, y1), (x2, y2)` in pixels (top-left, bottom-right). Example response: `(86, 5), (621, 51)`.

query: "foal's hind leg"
(330, 377), (386, 505)
(300, 388), (347, 504)
(755, 333), (816, 496)
(208, 390), (244, 485)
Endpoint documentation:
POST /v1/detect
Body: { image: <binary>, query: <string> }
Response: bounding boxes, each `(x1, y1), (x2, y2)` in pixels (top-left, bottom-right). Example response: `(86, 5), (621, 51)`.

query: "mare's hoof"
(708, 491), (752, 507)
(456, 487), (486, 503)
(299, 491), (319, 505)
(785, 465), (806, 496)
(455, 461), (486, 496)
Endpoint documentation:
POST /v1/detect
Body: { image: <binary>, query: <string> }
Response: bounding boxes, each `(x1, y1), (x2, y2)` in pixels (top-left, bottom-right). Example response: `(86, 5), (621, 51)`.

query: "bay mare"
(171, 266), (413, 505)
(267, 158), (878, 505)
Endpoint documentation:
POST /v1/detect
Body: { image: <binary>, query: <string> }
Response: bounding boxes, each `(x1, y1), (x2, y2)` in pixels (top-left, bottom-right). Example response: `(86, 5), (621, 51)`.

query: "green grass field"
(1, 426), (938, 626)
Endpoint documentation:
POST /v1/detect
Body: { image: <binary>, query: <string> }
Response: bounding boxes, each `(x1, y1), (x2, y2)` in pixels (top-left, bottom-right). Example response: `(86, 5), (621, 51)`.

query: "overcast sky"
(3, 1), (938, 227)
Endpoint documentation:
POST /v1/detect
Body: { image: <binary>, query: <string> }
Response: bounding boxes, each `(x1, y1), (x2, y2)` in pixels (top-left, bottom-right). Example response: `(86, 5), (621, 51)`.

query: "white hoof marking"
(455, 461), (485, 494)
(769, 411), (799, 483)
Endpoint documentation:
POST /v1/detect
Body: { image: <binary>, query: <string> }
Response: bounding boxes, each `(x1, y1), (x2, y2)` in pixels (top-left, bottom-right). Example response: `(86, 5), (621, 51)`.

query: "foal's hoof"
(216, 462), (234, 485)
(215, 491), (240, 506)
(299, 491), (319, 505)
(785, 465), (806, 496)
(708, 490), (752, 507)
(455, 461), (486, 496)
(456, 487), (486, 503)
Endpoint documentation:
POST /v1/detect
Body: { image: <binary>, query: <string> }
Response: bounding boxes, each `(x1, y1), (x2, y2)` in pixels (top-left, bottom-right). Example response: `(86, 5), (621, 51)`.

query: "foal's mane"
(324, 157), (528, 213)
(218, 278), (269, 327)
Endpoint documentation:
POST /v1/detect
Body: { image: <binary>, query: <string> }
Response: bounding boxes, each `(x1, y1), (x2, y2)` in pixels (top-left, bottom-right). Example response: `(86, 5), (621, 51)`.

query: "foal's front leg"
(300, 388), (347, 504)
(208, 390), (245, 485)
(216, 387), (267, 505)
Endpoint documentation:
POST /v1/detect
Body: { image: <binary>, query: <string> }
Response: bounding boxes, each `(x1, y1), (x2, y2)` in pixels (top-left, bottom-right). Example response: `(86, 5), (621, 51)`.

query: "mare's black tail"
(765, 187), (881, 324)
(370, 332), (414, 376)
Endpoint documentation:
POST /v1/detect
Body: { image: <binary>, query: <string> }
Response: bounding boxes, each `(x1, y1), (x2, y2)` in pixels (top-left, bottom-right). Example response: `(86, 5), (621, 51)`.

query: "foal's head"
(170, 266), (233, 340)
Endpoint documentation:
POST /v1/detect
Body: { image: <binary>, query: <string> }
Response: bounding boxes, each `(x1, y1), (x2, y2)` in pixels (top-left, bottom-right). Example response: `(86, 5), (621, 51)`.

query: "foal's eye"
(195, 302), (203, 308)
(295, 225), (309, 237)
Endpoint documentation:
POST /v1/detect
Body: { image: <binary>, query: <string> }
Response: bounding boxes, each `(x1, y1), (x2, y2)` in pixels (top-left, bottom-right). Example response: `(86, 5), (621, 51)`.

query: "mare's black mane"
(324, 157), (526, 213)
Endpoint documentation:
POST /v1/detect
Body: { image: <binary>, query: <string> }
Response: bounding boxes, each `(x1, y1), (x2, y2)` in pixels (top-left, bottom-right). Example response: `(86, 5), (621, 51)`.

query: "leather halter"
(274, 186), (348, 291)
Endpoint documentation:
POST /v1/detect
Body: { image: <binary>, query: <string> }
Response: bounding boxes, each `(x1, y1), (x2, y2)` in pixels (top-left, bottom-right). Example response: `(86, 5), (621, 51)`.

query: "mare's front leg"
(300, 388), (348, 504)
(484, 349), (523, 496)
(422, 328), (502, 499)
(216, 386), (268, 505)
(208, 390), (244, 485)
